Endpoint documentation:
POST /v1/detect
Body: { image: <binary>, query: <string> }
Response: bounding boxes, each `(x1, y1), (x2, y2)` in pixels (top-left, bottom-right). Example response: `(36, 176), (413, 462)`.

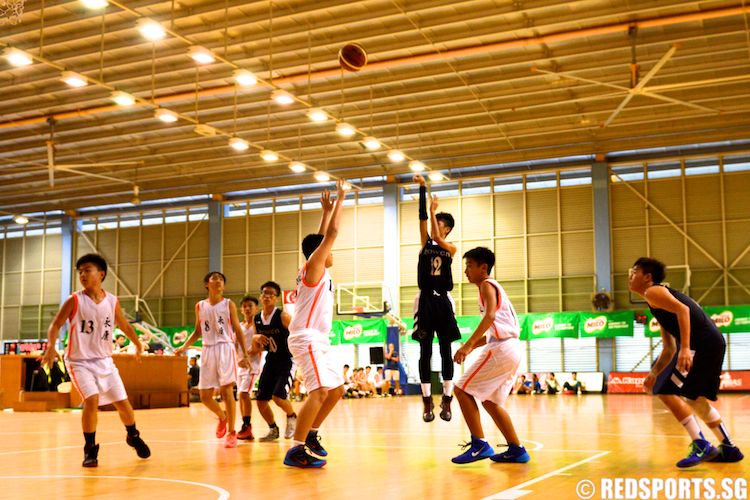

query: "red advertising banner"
(283, 290), (297, 316)
(608, 371), (750, 393)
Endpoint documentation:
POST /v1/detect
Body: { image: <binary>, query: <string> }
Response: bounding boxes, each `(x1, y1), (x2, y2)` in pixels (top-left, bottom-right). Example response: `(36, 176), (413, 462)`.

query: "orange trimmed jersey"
(196, 298), (235, 345)
(479, 278), (520, 343)
(289, 263), (334, 334)
(65, 290), (119, 361)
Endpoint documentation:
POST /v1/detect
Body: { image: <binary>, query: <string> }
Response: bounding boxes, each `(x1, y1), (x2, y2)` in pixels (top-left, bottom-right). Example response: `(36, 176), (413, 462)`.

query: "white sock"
(292, 439), (305, 448)
(680, 415), (704, 441)
(710, 422), (733, 445)
(421, 383), (431, 397)
(442, 380), (453, 396)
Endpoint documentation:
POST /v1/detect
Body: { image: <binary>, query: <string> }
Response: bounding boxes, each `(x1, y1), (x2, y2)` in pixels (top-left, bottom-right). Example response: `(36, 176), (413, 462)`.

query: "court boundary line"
(481, 450), (611, 500)
(0, 475), (230, 499)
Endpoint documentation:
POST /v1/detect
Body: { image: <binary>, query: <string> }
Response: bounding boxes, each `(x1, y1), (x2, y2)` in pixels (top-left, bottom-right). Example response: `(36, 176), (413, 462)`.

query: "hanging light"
(271, 89), (294, 105)
(111, 91), (136, 106)
(307, 108), (328, 122)
(137, 18), (166, 41)
(79, 0), (108, 8)
(155, 108), (178, 123)
(60, 71), (88, 88)
(3, 48), (33, 67)
(229, 137), (249, 151)
(314, 171), (330, 182)
(289, 161), (306, 173)
(428, 171), (445, 182)
(131, 186), (141, 205)
(260, 149), (278, 162)
(233, 69), (257, 87)
(409, 160), (426, 172)
(13, 215), (29, 225)
(336, 122), (356, 137)
(362, 136), (381, 151)
(189, 46), (215, 65)
(387, 149), (405, 162)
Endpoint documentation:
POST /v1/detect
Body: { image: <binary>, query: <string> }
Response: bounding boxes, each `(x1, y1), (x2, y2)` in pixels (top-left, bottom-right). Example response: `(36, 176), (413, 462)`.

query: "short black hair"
(463, 246), (495, 274)
(76, 253), (108, 280)
(549, 372), (555, 377)
(436, 212), (455, 231)
(302, 233), (325, 259)
(572, 371), (577, 376)
(344, 364), (350, 369)
(203, 271), (226, 284)
(633, 257), (666, 284)
(260, 281), (281, 296)
(241, 295), (258, 306)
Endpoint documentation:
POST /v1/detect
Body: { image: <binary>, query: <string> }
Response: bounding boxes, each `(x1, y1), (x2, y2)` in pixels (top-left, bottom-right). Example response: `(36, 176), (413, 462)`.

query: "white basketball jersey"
(66, 290), (119, 361)
(289, 263), (334, 335)
(479, 278), (520, 343)
(241, 320), (262, 373)
(196, 298), (235, 346)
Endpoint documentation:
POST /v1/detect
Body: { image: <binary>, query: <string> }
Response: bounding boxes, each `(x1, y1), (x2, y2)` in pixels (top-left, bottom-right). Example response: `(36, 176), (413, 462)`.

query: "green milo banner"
(332, 318), (387, 345)
(703, 305), (750, 333)
(402, 316), (483, 343)
(522, 312), (579, 340)
(578, 311), (634, 338)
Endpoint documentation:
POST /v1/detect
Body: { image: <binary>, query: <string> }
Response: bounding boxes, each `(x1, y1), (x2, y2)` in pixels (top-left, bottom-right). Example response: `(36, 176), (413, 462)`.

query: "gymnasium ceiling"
(1, 0), (750, 216)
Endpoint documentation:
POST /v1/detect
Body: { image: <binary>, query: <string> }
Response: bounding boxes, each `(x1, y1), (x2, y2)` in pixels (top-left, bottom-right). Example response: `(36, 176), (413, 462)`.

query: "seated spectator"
(187, 356), (200, 390)
(532, 373), (544, 394)
(563, 371), (586, 394)
(373, 367), (390, 396)
(514, 374), (532, 395)
(546, 372), (560, 394)
(113, 334), (128, 353)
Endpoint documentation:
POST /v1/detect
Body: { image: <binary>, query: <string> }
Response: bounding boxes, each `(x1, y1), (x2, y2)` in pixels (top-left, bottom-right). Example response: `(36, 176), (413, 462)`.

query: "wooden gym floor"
(0, 394), (747, 499)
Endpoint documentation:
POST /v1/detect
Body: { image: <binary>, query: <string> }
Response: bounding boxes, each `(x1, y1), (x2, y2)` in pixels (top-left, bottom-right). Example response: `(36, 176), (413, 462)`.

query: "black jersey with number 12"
(418, 238), (453, 293)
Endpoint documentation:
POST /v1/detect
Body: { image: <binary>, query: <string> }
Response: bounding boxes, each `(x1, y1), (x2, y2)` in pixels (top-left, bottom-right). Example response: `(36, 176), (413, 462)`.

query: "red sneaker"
(224, 431), (238, 448)
(237, 424), (254, 440)
(216, 418), (228, 439)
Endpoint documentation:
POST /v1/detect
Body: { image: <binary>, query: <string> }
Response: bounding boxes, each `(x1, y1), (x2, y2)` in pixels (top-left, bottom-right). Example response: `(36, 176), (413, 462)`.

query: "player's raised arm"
(414, 174), (428, 247)
(306, 179), (346, 284)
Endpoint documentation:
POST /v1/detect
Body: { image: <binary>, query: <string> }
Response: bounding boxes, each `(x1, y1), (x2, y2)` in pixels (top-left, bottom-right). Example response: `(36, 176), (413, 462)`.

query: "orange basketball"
(338, 43), (367, 72)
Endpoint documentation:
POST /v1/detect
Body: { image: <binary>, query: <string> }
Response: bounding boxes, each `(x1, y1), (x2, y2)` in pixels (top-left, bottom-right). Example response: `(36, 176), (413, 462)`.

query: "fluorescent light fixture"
(336, 122), (356, 137)
(314, 171), (330, 182)
(61, 71), (88, 88)
(362, 136), (381, 151)
(3, 48), (33, 67)
(307, 108), (328, 122)
(387, 149), (405, 162)
(155, 108), (178, 123)
(137, 18), (166, 41)
(271, 89), (294, 105)
(229, 137), (249, 151)
(111, 91), (136, 106)
(189, 46), (215, 64)
(289, 161), (306, 173)
(233, 69), (257, 87)
(260, 149), (278, 162)
(409, 160), (425, 172)
(428, 171), (445, 182)
(13, 215), (29, 225)
(79, 0), (108, 8)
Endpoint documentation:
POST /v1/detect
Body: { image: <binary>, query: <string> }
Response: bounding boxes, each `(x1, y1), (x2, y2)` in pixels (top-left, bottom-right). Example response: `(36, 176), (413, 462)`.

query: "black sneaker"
(283, 444), (326, 468)
(439, 395), (453, 421)
(422, 396), (435, 422)
(306, 432), (328, 457)
(82, 444), (99, 467)
(126, 432), (151, 459)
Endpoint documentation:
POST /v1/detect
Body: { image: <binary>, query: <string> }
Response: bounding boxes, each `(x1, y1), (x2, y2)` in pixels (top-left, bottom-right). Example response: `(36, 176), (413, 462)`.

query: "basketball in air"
(338, 43), (368, 72)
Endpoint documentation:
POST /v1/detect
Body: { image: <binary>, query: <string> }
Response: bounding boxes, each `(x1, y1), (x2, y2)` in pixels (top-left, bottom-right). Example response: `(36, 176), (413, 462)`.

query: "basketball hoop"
(0, 0), (25, 24)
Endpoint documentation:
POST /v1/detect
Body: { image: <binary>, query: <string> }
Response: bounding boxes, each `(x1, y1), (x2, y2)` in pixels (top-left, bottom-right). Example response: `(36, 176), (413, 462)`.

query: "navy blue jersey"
(418, 238), (453, 293)
(648, 286), (725, 352)
(254, 308), (291, 362)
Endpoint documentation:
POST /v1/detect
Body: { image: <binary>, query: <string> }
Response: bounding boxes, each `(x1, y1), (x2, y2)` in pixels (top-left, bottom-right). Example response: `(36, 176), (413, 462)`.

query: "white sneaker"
(285, 414), (297, 439)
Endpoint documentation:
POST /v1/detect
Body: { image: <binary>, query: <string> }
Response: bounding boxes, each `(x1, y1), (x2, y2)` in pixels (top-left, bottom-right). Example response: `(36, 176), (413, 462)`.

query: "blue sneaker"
(283, 445), (326, 468)
(451, 437), (494, 464)
(709, 443), (744, 463)
(306, 431), (328, 457)
(676, 439), (720, 468)
(491, 444), (530, 463)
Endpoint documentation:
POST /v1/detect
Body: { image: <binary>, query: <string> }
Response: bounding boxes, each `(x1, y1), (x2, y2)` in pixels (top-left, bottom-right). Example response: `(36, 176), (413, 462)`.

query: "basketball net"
(0, 0), (25, 25)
